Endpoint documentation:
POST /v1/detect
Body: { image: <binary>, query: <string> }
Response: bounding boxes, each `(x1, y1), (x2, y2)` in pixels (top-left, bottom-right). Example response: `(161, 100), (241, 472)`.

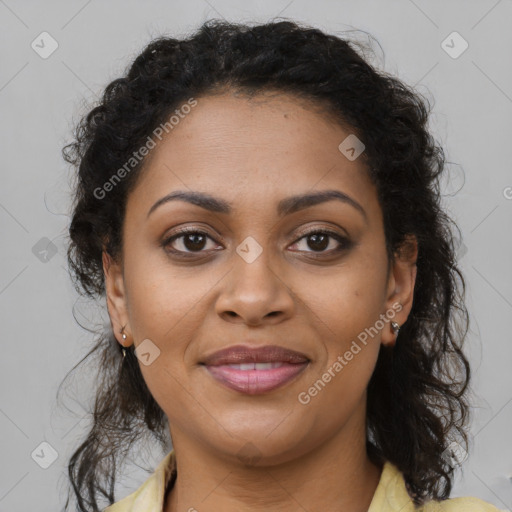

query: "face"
(104, 90), (417, 466)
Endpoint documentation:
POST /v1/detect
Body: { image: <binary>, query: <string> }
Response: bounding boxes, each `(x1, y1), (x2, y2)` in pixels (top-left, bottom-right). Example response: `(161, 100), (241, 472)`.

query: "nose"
(215, 250), (295, 326)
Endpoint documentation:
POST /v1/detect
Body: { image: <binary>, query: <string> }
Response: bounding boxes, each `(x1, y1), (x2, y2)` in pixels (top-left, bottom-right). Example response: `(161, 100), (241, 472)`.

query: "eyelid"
(162, 224), (347, 244)
(161, 224), (223, 243)
(293, 224), (348, 240)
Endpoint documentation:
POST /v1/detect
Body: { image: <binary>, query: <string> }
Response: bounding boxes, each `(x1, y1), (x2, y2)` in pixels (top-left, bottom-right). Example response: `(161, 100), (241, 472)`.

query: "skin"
(103, 90), (418, 512)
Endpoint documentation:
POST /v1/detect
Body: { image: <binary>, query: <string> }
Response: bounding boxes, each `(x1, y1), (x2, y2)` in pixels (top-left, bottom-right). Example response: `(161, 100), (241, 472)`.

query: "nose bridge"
(215, 233), (294, 324)
(232, 234), (280, 301)
(234, 235), (276, 291)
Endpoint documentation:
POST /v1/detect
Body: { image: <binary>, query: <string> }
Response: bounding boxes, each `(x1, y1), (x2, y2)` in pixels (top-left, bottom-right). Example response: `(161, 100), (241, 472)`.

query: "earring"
(120, 326), (127, 358)
(391, 321), (401, 337)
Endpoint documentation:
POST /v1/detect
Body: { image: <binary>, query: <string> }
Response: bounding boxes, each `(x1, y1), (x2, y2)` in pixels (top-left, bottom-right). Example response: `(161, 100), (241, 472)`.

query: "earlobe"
(102, 251), (131, 346)
(382, 235), (418, 347)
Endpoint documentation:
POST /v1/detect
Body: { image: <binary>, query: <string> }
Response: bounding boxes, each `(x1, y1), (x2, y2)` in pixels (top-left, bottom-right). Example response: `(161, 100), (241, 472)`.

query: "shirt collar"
(367, 459), (416, 512)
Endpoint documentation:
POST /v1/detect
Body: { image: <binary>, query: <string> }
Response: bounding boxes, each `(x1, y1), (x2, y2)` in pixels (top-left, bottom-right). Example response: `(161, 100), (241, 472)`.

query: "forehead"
(127, 91), (379, 220)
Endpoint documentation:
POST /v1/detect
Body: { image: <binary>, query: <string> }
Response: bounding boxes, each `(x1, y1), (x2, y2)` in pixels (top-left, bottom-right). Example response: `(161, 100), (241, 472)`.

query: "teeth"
(227, 362), (285, 370)
(255, 362), (282, 370)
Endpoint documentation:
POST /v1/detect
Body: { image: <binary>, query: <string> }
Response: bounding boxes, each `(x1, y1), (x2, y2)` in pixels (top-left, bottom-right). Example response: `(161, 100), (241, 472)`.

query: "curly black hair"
(60, 18), (471, 511)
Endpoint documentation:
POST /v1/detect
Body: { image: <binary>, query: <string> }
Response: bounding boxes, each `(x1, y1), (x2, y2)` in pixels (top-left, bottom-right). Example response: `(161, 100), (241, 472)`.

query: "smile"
(204, 361), (309, 394)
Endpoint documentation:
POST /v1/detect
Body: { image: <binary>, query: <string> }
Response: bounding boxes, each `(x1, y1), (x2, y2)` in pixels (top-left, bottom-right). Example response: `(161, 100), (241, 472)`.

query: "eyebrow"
(146, 189), (367, 221)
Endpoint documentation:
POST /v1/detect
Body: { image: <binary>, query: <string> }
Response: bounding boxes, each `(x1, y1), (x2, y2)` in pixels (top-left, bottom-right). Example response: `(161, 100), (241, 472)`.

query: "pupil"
(185, 233), (206, 251)
(308, 234), (328, 251)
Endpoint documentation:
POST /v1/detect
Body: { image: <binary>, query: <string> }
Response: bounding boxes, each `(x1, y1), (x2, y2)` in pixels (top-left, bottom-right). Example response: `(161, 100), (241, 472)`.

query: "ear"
(102, 251), (132, 347)
(381, 234), (418, 347)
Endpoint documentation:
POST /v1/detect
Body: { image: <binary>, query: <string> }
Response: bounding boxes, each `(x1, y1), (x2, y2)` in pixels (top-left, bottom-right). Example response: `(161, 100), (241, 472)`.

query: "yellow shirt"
(104, 450), (501, 512)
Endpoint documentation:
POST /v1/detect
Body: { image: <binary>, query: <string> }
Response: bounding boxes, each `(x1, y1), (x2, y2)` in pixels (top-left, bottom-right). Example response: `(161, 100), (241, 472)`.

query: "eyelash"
(161, 227), (351, 258)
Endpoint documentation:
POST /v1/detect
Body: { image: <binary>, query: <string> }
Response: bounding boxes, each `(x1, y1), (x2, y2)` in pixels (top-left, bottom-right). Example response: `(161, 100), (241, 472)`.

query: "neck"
(164, 408), (382, 512)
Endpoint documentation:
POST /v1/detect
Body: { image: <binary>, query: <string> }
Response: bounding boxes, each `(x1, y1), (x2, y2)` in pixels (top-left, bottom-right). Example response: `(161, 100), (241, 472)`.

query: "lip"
(201, 345), (310, 366)
(201, 345), (310, 395)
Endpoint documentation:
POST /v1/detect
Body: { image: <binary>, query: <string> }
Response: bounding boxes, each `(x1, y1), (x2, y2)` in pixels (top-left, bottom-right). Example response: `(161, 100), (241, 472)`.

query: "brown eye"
(305, 233), (330, 251)
(162, 229), (219, 255)
(180, 232), (208, 251)
(290, 230), (351, 255)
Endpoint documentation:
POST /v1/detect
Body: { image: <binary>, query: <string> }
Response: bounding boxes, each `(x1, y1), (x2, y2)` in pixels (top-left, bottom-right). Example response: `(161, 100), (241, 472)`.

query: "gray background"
(0, 0), (511, 510)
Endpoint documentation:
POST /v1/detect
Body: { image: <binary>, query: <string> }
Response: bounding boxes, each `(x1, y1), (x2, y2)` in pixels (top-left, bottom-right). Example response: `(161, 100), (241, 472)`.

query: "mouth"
(200, 345), (310, 395)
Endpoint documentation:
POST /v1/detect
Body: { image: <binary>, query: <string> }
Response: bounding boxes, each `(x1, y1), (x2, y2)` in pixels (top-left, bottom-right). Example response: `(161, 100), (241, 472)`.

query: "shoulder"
(102, 485), (147, 512)
(103, 449), (176, 512)
(103, 496), (131, 512)
(419, 496), (503, 512)
(373, 460), (502, 512)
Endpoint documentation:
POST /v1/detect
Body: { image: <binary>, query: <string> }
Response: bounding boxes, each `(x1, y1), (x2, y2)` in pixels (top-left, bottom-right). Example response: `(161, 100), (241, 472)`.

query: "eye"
(161, 227), (352, 259)
(161, 228), (221, 256)
(289, 229), (351, 255)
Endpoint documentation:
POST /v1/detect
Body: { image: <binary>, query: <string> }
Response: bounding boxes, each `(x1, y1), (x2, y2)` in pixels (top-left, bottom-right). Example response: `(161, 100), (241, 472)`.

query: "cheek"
(123, 252), (213, 341)
(298, 256), (388, 338)
(295, 251), (386, 399)
(122, 254), (221, 395)
(301, 317), (382, 431)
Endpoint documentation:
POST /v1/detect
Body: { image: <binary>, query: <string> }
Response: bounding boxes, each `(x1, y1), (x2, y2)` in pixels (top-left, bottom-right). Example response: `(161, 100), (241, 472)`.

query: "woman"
(61, 19), (500, 512)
